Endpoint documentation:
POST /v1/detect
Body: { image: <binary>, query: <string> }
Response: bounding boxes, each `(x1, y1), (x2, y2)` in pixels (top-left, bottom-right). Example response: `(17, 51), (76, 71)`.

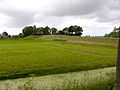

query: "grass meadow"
(0, 35), (117, 79)
(0, 35), (118, 89)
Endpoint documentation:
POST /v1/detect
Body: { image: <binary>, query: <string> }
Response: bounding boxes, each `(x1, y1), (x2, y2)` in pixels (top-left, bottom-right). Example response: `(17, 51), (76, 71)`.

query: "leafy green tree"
(62, 27), (69, 35)
(36, 27), (44, 34)
(43, 26), (50, 35)
(22, 26), (34, 36)
(68, 26), (74, 32)
(63, 27), (69, 31)
(19, 33), (23, 35)
(2, 31), (8, 36)
(18, 33), (24, 38)
(68, 25), (83, 36)
(33, 28), (37, 35)
(51, 27), (57, 35)
(105, 27), (119, 37)
(59, 30), (64, 35)
(75, 25), (83, 36)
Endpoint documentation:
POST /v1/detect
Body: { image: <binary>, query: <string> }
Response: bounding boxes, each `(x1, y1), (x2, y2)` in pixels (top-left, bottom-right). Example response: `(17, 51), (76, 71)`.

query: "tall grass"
(0, 67), (115, 90)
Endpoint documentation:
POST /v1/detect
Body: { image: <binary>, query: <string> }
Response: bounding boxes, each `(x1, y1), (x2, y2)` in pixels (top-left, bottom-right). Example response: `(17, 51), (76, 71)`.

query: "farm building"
(0, 34), (11, 39)
(63, 30), (76, 35)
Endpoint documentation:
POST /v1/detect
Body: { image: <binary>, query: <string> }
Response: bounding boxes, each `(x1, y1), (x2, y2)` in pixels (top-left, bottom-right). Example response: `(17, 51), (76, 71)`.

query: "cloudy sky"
(0, 0), (120, 36)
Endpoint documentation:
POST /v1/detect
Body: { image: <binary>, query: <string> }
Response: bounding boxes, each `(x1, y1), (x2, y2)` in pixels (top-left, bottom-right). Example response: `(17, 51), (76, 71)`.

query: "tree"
(115, 27), (120, 90)
(2, 31), (8, 36)
(51, 27), (57, 35)
(19, 33), (23, 35)
(68, 26), (74, 32)
(105, 27), (119, 37)
(43, 26), (50, 35)
(59, 30), (64, 35)
(63, 27), (69, 35)
(68, 25), (83, 36)
(33, 25), (38, 35)
(22, 26), (34, 36)
(63, 27), (69, 31)
(75, 25), (83, 36)
(18, 33), (24, 38)
(36, 27), (44, 35)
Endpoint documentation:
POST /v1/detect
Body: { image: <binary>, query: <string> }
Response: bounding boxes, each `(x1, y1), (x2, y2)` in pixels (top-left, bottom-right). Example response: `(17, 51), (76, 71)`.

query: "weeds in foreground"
(0, 67), (115, 90)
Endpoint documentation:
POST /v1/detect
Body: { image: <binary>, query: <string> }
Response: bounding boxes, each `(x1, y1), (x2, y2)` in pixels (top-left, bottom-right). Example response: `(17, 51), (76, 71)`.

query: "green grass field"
(0, 35), (117, 80)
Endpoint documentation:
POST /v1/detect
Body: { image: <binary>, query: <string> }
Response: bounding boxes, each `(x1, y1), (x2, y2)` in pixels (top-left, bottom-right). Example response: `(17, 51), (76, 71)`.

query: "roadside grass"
(0, 35), (117, 80)
(0, 67), (115, 90)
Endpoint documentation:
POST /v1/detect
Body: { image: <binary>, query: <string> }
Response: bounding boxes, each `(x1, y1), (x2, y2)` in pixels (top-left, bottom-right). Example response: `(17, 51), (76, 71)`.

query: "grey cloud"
(11, 11), (35, 27)
(47, 0), (108, 16)
(96, 9), (120, 22)
(0, 0), (120, 29)
(46, 0), (120, 23)
(0, 8), (36, 27)
(95, 0), (120, 22)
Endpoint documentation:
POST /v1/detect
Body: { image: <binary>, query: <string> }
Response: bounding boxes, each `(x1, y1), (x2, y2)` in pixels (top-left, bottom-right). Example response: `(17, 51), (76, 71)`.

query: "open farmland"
(0, 35), (117, 80)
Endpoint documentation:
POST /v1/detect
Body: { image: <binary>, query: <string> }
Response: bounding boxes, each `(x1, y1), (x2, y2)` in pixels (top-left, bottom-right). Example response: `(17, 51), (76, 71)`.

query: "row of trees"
(22, 25), (58, 36)
(60, 25), (83, 36)
(22, 25), (83, 37)
(0, 25), (83, 39)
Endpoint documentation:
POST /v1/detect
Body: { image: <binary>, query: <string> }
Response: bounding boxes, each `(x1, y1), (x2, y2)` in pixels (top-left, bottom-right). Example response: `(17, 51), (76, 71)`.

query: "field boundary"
(0, 66), (115, 81)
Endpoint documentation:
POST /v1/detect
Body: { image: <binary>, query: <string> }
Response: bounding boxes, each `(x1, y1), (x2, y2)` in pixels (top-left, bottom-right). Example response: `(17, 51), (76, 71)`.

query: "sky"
(0, 0), (120, 36)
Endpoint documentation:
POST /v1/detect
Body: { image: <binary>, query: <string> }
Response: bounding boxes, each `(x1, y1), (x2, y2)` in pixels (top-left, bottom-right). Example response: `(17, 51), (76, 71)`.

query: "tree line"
(21, 25), (83, 37)
(0, 25), (83, 39)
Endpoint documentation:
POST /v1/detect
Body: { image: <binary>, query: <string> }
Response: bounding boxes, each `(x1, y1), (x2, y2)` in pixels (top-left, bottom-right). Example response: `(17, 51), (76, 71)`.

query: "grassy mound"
(40, 35), (118, 46)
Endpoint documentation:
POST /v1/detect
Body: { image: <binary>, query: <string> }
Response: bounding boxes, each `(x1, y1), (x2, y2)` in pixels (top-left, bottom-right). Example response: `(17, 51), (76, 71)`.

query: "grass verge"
(0, 67), (115, 90)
